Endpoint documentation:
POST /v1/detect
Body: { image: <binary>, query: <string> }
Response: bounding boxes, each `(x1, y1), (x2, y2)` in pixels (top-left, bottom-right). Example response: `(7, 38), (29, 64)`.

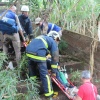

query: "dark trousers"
(28, 59), (53, 96)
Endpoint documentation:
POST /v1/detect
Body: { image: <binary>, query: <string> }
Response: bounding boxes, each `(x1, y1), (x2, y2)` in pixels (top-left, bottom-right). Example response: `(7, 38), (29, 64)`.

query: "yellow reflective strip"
(46, 75), (51, 93)
(26, 53), (46, 61)
(36, 37), (48, 48)
(45, 90), (54, 97)
(51, 65), (58, 68)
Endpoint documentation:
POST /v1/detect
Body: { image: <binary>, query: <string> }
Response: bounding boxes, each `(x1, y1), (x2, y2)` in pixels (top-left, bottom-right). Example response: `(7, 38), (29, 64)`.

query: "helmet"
(35, 17), (41, 24)
(48, 31), (61, 41)
(21, 5), (29, 12)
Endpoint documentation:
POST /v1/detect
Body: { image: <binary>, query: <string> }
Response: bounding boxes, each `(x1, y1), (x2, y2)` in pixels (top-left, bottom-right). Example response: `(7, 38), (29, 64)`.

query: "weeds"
(0, 52), (40, 100)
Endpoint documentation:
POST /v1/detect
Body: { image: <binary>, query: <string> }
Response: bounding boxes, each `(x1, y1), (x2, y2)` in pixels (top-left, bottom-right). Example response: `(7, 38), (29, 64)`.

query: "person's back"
(5, 10), (16, 20)
(35, 17), (62, 37)
(74, 70), (97, 100)
(47, 23), (61, 33)
(26, 34), (58, 57)
(2, 6), (23, 66)
(78, 82), (97, 100)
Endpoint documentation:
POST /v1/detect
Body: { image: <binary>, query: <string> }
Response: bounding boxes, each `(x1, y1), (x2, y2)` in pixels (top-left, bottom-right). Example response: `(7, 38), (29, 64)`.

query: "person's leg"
(9, 41), (15, 54)
(38, 62), (53, 97)
(47, 59), (51, 70)
(11, 33), (21, 65)
(28, 59), (38, 77)
(3, 34), (10, 54)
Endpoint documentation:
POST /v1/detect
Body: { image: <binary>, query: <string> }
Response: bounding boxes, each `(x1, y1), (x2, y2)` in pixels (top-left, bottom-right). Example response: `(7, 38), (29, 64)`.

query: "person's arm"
(15, 15), (25, 41)
(50, 40), (59, 75)
(73, 86), (83, 100)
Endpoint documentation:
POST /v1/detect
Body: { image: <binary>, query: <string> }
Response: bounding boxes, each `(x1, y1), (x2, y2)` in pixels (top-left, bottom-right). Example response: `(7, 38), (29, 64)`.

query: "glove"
(51, 68), (58, 77)
(46, 54), (51, 59)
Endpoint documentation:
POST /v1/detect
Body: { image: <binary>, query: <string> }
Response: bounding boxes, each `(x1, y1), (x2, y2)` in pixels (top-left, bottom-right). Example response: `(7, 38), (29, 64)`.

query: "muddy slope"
(62, 30), (100, 77)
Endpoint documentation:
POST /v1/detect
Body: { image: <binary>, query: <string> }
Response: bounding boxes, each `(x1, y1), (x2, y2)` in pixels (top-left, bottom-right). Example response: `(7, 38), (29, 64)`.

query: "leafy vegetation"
(0, 0), (100, 98)
(0, 52), (8, 69)
(70, 69), (81, 86)
(59, 40), (68, 54)
(0, 53), (40, 100)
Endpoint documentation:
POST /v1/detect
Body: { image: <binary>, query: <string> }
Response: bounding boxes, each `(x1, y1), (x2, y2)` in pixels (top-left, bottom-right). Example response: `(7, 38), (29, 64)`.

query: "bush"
(0, 52), (8, 69)
(58, 40), (68, 54)
(70, 70), (81, 86)
(0, 52), (40, 100)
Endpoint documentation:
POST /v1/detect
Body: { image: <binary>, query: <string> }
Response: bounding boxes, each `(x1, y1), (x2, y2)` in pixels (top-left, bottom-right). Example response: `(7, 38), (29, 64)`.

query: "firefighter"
(35, 17), (62, 37)
(18, 5), (33, 42)
(26, 31), (60, 98)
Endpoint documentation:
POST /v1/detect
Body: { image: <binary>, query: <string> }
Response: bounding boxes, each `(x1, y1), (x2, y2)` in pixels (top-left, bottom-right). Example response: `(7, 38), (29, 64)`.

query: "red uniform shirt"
(78, 82), (97, 100)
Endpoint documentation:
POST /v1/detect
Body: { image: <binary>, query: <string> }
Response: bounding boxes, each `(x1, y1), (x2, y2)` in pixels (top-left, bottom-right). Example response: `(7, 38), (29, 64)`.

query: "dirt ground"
(39, 82), (69, 100)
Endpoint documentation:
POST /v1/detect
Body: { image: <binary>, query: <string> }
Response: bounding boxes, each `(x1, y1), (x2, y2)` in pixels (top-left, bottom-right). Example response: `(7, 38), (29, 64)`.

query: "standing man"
(35, 17), (62, 37)
(2, 6), (25, 65)
(18, 5), (33, 42)
(26, 31), (61, 98)
(74, 70), (97, 100)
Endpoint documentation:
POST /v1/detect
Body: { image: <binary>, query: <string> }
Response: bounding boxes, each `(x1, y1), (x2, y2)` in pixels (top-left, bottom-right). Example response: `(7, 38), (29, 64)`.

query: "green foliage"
(48, 0), (100, 37)
(17, 53), (29, 79)
(0, 70), (18, 100)
(70, 70), (81, 82)
(0, 70), (40, 100)
(58, 40), (68, 54)
(0, 52), (8, 69)
(0, 53), (40, 100)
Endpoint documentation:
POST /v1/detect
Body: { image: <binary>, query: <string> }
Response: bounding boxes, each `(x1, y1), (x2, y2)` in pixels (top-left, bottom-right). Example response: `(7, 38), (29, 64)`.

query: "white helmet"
(48, 31), (61, 41)
(21, 5), (29, 12)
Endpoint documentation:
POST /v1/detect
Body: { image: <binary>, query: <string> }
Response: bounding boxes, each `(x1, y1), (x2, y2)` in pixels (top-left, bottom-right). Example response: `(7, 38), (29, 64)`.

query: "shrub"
(0, 52), (40, 100)
(58, 40), (68, 54)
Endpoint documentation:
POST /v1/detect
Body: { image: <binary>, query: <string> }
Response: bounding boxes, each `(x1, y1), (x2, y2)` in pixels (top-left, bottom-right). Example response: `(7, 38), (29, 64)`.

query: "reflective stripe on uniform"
(44, 75), (54, 97)
(26, 53), (46, 61)
(46, 75), (51, 93)
(45, 90), (54, 97)
(36, 37), (48, 48)
(51, 65), (58, 68)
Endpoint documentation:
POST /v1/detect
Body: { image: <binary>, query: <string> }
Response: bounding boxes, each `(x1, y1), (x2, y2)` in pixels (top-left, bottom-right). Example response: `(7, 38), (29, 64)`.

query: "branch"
(62, 0), (82, 30)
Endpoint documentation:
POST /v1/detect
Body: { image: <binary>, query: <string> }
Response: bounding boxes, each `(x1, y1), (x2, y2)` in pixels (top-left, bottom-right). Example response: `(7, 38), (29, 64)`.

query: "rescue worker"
(26, 31), (60, 98)
(35, 17), (62, 37)
(2, 6), (25, 65)
(18, 5), (33, 42)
